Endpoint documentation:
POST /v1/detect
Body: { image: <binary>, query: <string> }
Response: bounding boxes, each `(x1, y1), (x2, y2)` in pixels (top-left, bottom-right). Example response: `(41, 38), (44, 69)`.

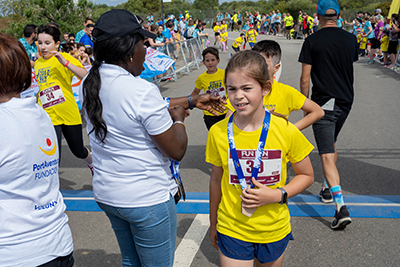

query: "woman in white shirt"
(0, 33), (74, 267)
(82, 9), (224, 267)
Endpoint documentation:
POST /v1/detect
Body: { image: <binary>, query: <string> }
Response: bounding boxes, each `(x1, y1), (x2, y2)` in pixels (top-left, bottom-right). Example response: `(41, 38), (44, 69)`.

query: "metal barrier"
(149, 37), (204, 85)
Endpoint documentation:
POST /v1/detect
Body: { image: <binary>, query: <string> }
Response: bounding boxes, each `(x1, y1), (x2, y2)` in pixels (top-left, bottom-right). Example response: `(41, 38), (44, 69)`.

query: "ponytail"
(83, 60), (108, 143)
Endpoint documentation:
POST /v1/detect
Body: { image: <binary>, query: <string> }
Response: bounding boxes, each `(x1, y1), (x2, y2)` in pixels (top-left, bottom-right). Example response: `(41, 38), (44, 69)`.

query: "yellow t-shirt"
(35, 52), (84, 125)
(232, 14), (238, 23)
(213, 25), (221, 33)
(307, 16), (314, 29)
(381, 36), (389, 52)
(222, 24), (228, 31)
(246, 29), (258, 43)
(232, 37), (244, 48)
(195, 68), (228, 116)
(360, 36), (368, 50)
(263, 81), (306, 117)
(206, 114), (314, 243)
(220, 32), (228, 42)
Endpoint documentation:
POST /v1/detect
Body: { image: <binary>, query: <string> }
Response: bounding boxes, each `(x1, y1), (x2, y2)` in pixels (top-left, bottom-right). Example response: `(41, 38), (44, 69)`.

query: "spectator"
(68, 33), (76, 43)
(299, 0), (358, 230)
(79, 23), (94, 48)
(19, 24), (38, 67)
(76, 17), (94, 43)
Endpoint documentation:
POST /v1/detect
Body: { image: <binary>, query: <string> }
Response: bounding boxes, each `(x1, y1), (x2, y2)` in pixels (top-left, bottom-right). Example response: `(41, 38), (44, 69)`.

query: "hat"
(92, 9), (156, 43)
(317, 0), (340, 16)
(375, 8), (381, 13)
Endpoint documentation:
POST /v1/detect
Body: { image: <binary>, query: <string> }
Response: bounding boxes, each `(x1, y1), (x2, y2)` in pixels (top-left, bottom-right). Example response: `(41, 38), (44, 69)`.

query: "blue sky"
(92, 0), (240, 7)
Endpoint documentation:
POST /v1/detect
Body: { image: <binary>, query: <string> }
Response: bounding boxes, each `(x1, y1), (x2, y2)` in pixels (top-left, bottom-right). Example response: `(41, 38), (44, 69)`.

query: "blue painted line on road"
(61, 190), (400, 218)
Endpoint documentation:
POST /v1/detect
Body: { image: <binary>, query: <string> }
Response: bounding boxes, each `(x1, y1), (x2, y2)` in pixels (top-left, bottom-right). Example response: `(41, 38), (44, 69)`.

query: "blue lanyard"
(163, 97), (185, 200)
(228, 109), (271, 190)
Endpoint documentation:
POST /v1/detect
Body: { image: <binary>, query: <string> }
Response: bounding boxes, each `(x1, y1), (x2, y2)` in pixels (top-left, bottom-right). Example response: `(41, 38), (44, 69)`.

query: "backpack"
(186, 26), (195, 38)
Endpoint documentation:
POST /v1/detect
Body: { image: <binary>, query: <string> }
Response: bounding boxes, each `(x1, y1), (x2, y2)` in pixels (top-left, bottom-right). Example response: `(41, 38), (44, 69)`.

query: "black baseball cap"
(93, 9), (156, 43)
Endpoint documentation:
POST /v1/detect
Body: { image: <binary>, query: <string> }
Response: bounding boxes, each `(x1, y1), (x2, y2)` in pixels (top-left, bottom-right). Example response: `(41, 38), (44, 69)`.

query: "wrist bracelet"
(63, 60), (70, 67)
(173, 121), (186, 127)
(188, 95), (194, 110)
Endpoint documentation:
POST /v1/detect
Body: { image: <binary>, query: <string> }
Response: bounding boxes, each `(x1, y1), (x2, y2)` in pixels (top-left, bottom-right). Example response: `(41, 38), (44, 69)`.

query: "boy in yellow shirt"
(192, 47), (228, 130)
(230, 33), (245, 57)
(380, 31), (389, 66)
(246, 24), (258, 48)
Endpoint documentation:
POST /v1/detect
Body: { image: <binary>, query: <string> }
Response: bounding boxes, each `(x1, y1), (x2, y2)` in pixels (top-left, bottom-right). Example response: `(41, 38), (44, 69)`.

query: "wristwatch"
(277, 188), (288, 205)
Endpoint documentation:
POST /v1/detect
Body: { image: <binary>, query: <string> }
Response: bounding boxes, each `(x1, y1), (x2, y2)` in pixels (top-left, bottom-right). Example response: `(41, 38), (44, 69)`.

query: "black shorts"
(302, 28), (310, 35)
(312, 104), (350, 155)
(369, 38), (380, 49)
(204, 114), (226, 130)
(238, 21), (242, 25)
(214, 32), (220, 37)
(286, 26), (292, 30)
(232, 46), (240, 52)
(388, 40), (398, 55)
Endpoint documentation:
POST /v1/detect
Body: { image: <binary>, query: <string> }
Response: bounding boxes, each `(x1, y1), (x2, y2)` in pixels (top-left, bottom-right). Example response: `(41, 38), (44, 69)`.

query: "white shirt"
(271, 14), (276, 24)
(0, 97), (73, 266)
(83, 64), (176, 208)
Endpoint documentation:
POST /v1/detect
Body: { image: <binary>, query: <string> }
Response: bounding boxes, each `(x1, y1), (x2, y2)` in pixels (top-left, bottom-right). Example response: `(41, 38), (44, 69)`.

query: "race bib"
(206, 87), (226, 101)
(228, 149), (282, 186)
(39, 85), (65, 109)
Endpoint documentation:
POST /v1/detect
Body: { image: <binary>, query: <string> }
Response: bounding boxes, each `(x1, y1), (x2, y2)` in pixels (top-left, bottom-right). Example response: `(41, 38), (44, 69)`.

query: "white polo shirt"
(0, 97), (73, 266)
(83, 64), (177, 208)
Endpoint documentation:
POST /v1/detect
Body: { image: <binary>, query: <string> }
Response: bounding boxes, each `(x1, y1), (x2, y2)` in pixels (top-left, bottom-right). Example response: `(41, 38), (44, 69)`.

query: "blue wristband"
(188, 95), (194, 110)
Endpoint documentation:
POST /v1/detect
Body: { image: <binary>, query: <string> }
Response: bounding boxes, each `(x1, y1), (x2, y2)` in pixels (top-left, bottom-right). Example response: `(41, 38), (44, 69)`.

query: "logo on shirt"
(36, 67), (50, 84)
(39, 138), (57, 156)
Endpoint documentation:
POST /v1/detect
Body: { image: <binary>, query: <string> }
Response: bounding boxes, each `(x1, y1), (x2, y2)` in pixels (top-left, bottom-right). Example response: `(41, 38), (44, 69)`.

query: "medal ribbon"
(228, 108), (271, 190)
(164, 97), (185, 201)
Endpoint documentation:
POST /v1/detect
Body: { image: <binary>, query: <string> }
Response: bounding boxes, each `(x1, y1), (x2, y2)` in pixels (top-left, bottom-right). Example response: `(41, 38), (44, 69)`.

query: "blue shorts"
(217, 231), (293, 263)
(249, 42), (255, 48)
(232, 46), (240, 52)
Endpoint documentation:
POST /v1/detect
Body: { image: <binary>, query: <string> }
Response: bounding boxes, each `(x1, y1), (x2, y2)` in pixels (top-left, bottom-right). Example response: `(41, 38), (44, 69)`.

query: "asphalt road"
(59, 29), (400, 267)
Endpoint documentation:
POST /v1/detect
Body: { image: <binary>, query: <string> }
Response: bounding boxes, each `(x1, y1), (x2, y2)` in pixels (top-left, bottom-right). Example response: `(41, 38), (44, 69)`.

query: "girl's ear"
(262, 80), (272, 96)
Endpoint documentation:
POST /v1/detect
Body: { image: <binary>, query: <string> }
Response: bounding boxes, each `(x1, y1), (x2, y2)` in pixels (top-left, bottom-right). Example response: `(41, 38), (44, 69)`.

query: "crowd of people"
(1, 0), (400, 266)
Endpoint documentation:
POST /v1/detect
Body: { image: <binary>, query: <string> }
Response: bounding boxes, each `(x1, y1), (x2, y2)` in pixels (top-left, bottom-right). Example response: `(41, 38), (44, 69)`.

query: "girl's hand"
(50, 51), (68, 66)
(240, 178), (281, 208)
(209, 224), (218, 249)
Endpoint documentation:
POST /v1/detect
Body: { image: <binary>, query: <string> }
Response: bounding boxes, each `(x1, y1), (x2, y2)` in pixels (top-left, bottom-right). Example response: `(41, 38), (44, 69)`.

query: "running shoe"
(319, 188), (333, 203)
(331, 205), (352, 230)
(367, 60), (375, 65)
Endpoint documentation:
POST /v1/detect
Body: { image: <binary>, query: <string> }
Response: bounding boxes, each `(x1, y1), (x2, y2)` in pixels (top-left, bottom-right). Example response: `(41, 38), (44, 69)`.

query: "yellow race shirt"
(263, 81), (306, 117)
(285, 16), (294, 27)
(381, 36), (389, 52)
(213, 25), (221, 33)
(206, 115), (314, 243)
(35, 52), (84, 125)
(195, 68), (228, 116)
(232, 14), (238, 23)
(222, 24), (228, 31)
(246, 29), (258, 43)
(232, 37), (244, 48)
(220, 32), (228, 42)
(307, 16), (314, 29)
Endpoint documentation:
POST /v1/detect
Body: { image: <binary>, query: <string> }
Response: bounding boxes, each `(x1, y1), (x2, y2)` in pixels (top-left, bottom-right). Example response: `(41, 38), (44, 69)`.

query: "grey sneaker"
(331, 205), (352, 230)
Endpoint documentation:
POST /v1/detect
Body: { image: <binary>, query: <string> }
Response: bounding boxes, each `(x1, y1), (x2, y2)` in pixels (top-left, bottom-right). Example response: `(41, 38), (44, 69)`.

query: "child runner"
(206, 50), (314, 267)
(230, 33), (245, 57)
(192, 47), (228, 130)
(246, 24), (258, 48)
(220, 28), (228, 52)
(35, 24), (93, 173)
(213, 21), (221, 48)
(76, 42), (91, 65)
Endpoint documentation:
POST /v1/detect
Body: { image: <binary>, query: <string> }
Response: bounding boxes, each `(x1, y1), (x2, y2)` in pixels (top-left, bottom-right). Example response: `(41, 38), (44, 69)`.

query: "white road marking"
(174, 214), (210, 267)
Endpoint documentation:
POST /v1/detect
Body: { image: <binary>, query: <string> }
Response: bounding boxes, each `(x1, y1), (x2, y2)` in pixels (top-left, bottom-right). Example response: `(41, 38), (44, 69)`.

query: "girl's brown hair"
(0, 33), (31, 96)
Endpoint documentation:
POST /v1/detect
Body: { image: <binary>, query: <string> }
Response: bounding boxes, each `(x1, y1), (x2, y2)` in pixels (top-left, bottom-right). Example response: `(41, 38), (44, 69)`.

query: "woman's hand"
(193, 94), (227, 115)
(168, 105), (186, 122)
(240, 178), (281, 208)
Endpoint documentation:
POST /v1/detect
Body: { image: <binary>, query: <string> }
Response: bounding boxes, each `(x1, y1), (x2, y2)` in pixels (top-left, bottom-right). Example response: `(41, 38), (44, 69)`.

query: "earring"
(130, 57), (133, 63)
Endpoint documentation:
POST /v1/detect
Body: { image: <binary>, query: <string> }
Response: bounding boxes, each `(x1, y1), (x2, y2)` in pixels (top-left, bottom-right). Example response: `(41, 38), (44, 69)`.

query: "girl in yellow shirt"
(36, 24), (93, 173)
(206, 50), (314, 266)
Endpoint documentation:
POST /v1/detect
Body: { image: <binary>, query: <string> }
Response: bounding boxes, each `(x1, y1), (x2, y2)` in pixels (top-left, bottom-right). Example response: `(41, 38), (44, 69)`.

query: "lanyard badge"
(228, 108), (271, 216)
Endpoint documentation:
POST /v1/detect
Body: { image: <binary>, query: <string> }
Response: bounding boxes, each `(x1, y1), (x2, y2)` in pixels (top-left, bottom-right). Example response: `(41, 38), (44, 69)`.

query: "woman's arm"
(51, 51), (87, 80)
(209, 165), (223, 249)
(241, 156), (314, 208)
(169, 94), (226, 115)
(294, 98), (325, 131)
(148, 38), (165, 47)
(150, 106), (188, 161)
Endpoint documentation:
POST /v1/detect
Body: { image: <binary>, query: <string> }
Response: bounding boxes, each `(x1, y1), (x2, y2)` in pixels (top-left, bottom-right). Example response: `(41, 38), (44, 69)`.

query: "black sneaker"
(331, 205), (352, 230)
(319, 188), (333, 203)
